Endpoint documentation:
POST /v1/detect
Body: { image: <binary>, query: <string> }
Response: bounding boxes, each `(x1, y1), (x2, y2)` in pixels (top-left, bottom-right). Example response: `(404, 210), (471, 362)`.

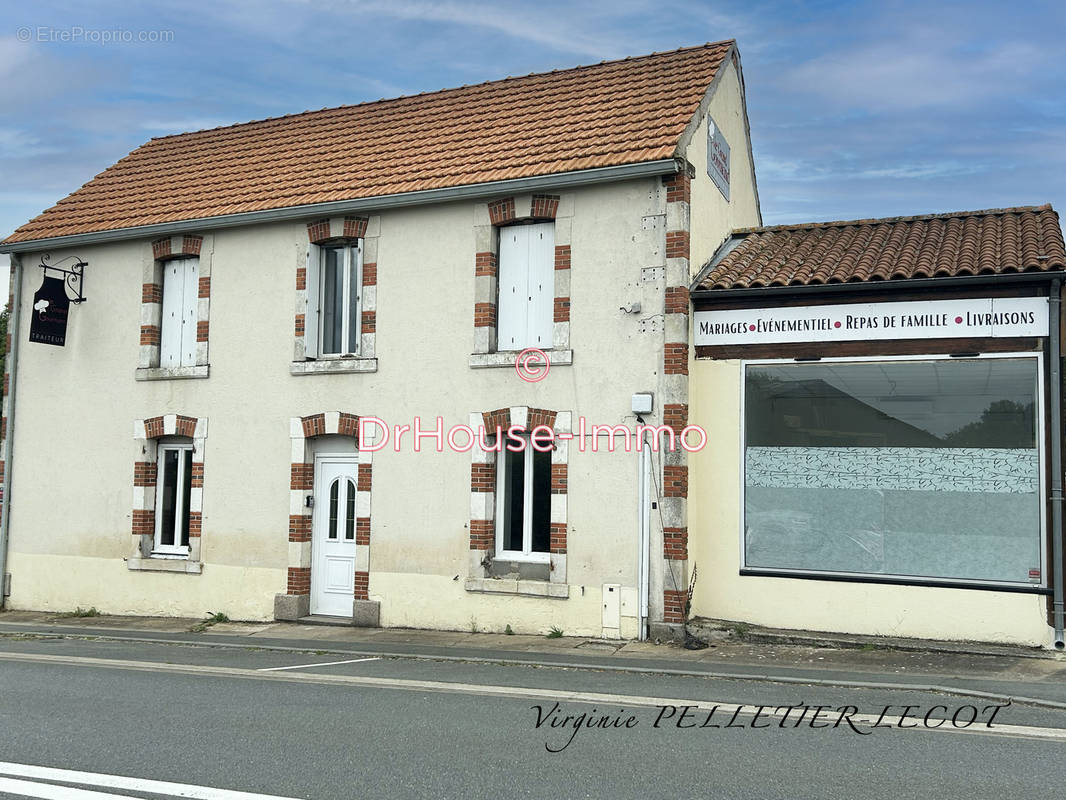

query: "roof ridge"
(731, 204), (1055, 236)
(147, 40), (736, 142)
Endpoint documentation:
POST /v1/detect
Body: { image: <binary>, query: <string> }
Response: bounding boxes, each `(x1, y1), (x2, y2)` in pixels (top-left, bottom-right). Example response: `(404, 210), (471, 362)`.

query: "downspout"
(1049, 279), (1064, 649)
(0, 254), (22, 608)
(637, 423), (650, 641)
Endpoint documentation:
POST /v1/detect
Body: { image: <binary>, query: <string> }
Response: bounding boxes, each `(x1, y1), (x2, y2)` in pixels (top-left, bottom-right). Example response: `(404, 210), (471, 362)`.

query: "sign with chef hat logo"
(29, 275), (71, 346)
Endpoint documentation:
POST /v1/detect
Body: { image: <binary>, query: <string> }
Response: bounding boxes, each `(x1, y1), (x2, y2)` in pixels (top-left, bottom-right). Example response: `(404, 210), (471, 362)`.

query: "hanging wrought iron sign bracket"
(38, 254), (88, 303)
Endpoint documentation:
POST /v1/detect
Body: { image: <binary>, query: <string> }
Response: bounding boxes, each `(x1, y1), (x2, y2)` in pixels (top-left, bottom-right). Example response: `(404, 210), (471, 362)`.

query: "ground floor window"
(742, 354), (1043, 588)
(155, 442), (193, 555)
(496, 438), (551, 559)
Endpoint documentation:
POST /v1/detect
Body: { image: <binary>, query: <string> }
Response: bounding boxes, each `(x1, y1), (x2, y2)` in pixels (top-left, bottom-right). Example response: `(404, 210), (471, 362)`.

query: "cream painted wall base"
(694, 577), (1052, 647)
(4, 554), (649, 637)
(373, 572), (640, 638)
(5, 553), (281, 622)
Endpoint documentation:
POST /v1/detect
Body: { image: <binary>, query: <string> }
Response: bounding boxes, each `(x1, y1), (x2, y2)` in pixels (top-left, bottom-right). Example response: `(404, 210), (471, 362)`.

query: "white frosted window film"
(743, 358), (1042, 585)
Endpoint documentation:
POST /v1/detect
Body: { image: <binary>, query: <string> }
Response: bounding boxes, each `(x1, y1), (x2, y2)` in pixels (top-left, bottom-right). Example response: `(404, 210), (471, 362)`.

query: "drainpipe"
(637, 423), (650, 641)
(0, 255), (22, 608)
(1050, 279), (1064, 649)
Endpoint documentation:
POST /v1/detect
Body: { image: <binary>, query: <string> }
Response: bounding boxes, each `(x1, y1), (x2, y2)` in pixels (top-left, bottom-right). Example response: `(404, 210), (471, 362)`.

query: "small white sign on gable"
(706, 114), (730, 201)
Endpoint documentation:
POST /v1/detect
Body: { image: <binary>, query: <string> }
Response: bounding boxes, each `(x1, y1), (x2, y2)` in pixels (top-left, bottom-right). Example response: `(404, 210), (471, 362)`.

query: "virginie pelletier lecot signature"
(531, 700), (1011, 752)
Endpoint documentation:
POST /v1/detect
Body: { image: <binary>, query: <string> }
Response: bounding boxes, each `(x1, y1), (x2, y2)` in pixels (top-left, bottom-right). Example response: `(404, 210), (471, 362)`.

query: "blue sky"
(2, 0), (1064, 289)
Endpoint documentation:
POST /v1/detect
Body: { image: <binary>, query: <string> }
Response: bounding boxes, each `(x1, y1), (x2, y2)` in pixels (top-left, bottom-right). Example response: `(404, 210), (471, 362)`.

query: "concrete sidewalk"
(2, 609), (1066, 708)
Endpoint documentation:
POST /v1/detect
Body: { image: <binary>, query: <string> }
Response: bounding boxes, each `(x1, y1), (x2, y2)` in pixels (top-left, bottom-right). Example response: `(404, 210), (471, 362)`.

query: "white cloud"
(0, 128), (63, 159)
(854, 162), (987, 180)
(342, 0), (645, 59)
(778, 32), (1051, 113)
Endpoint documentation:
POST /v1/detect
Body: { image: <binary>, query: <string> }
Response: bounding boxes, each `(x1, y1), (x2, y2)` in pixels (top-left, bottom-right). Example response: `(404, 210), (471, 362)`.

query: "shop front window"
(743, 355), (1042, 587)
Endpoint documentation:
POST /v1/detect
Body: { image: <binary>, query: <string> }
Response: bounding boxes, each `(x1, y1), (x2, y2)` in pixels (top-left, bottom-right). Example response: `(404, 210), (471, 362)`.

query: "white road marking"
(1, 651), (1064, 742)
(0, 762), (305, 800)
(257, 657), (380, 672)
(0, 776), (128, 800)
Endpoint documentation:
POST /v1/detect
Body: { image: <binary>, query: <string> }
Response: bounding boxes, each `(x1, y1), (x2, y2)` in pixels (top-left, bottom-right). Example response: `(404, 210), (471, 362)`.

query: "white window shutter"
(160, 261), (183, 368)
(350, 242), (363, 354)
(497, 226), (529, 350)
(304, 243), (322, 359)
(526, 222), (554, 348)
(180, 258), (199, 367)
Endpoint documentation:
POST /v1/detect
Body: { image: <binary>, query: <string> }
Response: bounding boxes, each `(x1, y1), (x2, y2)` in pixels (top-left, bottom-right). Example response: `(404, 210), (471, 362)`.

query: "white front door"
(311, 457), (359, 617)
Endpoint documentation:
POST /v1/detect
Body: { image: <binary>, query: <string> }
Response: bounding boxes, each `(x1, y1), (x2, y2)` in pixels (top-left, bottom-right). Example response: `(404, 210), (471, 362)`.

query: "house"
(688, 206), (1066, 648)
(0, 42), (761, 638)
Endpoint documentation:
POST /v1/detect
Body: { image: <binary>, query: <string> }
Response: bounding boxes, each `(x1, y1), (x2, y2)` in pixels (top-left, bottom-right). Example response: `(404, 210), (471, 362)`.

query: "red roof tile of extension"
(4, 42), (735, 245)
(696, 206), (1066, 291)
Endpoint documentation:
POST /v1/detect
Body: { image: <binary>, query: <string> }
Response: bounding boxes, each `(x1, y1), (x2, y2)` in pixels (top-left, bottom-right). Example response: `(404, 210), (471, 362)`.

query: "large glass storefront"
(743, 355), (1043, 587)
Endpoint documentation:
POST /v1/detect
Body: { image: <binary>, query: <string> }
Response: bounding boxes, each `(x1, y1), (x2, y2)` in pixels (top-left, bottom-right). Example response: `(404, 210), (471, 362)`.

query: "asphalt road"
(0, 635), (1064, 800)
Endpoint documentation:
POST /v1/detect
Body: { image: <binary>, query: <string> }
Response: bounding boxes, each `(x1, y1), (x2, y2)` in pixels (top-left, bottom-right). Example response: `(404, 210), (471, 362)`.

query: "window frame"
(316, 241), (363, 358)
(494, 436), (551, 562)
(325, 476), (358, 542)
(159, 256), (199, 369)
(152, 441), (194, 557)
(738, 351), (1048, 592)
(496, 221), (554, 352)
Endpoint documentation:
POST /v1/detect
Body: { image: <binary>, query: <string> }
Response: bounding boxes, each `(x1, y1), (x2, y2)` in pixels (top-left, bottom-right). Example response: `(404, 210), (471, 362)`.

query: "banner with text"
(694, 297), (1049, 347)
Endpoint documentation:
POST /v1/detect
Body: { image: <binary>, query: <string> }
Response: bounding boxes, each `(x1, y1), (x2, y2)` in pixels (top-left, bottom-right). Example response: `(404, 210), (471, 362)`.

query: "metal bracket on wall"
(641, 266), (664, 283)
(38, 255), (88, 303)
(639, 315), (663, 334)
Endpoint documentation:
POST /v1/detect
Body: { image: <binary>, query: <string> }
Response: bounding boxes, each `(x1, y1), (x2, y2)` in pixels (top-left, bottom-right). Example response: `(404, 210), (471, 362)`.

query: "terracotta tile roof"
(4, 42), (734, 244)
(695, 205), (1066, 291)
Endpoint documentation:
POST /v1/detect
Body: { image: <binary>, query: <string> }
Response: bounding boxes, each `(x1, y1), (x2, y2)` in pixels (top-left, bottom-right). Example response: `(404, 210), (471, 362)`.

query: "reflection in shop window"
(742, 356), (1042, 586)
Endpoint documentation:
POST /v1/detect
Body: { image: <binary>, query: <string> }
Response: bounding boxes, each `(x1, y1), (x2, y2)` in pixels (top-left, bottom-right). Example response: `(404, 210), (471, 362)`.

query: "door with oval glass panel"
(311, 456), (359, 617)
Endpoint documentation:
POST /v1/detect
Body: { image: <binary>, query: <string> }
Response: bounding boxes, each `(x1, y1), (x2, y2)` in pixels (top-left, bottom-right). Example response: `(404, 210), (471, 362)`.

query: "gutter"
(0, 160), (680, 254)
(1049, 279), (1065, 649)
(0, 254), (21, 606)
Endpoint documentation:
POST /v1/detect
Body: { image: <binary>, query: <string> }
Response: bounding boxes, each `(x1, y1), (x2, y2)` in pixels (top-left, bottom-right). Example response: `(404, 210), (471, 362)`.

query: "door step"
(298, 615), (353, 627)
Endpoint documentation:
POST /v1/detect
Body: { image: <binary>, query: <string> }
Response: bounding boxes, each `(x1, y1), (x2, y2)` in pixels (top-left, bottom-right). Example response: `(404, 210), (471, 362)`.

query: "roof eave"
(2, 159), (681, 253)
(691, 269), (1066, 301)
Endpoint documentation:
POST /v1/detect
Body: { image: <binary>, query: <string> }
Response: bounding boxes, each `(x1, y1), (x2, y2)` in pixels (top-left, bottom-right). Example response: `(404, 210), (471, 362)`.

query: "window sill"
(127, 557), (202, 574)
(290, 358), (378, 375)
(135, 365), (209, 381)
(468, 350), (573, 369)
(464, 577), (568, 598)
(738, 568), (1050, 595)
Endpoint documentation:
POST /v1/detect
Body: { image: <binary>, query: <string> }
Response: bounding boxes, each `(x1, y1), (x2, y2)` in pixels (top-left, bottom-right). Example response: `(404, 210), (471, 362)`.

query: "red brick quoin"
(152, 235), (202, 260)
(663, 589), (688, 624)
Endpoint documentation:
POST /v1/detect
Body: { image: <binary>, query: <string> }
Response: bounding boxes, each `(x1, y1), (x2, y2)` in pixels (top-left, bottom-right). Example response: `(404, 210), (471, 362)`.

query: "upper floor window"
(160, 256), (199, 368)
(497, 222), (553, 351)
(307, 241), (362, 357)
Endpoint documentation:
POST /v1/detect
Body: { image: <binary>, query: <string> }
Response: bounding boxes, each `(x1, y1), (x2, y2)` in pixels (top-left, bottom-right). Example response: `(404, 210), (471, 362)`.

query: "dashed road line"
(256, 656), (379, 672)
